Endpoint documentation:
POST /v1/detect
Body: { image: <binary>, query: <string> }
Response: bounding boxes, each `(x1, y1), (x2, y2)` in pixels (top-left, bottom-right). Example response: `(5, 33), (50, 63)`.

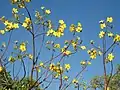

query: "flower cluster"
(0, 17), (19, 34)
(113, 34), (120, 42)
(99, 17), (113, 29)
(49, 63), (63, 78)
(87, 48), (97, 59)
(106, 53), (115, 62)
(22, 17), (32, 30)
(19, 42), (26, 52)
(11, 0), (31, 8)
(70, 22), (82, 33)
(47, 20), (66, 37)
(80, 60), (91, 65)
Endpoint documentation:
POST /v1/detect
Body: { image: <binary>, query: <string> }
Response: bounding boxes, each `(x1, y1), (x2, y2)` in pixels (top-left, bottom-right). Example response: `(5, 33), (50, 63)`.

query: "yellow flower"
(63, 75), (69, 81)
(99, 31), (105, 38)
(65, 64), (71, 70)
(80, 46), (86, 50)
(76, 22), (82, 32)
(72, 79), (78, 84)
(54, 31), (64, 37)
(4, 21), (14, 31)
(108, 32), (113, 37)
(88, 48), (97, 59)
(13, 23), (19, 29)
(0, 66), (3, 72)
(9, 56), (15, 62)
(76, 26), (82, 32)
(77, 22), (82, 27)
(59, 20), (64, 24)
(28, 54), (33, 60)
(0, 30), (5, 35)
(69, 24), (75, 32)
(107, 17), (113, 23)
(107, 53), (114, 61)
(63, 50), (71, 56)
(49, 63), (55, 71)
(19, 43), (26, 52)
(39, 62), (44, 67)
(46, 29), (54, 36)
(22, 22), (28, 28)
(4, 20), (9, 26)
(100, 23), (106, 29)
(24, 17), (31, 24)
(26, 0), (31, 2)
(113, 34), (120, 42)
(87, 61), (91, 65)
(80, 61), (86, 65)
(12, 8), (18, 13)
(11, 0), (17, 4)
(54, 44), (60, 48)
(45, 9), (51, 14)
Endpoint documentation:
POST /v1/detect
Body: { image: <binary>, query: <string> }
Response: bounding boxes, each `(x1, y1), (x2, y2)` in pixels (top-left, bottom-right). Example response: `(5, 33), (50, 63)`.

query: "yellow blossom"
(107, 53), (114, 61)
(9, 56), (15, 62)
(80, 61), (86, 65)
(24, 17), (31, 24)
(113, 34), (120, 42)
(76, 26), (82, 32)
(72, 79), (78, 84)
(4, 20), (9, 26)
(63, 75), (69, 81)
(69, 24), (75, 32)
(65, 64), (71, 70)
(59, 20), (64, 24)
(28, 54), (33, 60)
(49, 63), (55, 71)
(54, 31), (64, 37)
(87, 48), (97, 59)
(63, 50), (71, 56)
(26, 0), (31, 2)
(19, 42), (26, 52)
(13, 23), (19, 29)
(39, 62), (44, 67)
(107, 17), (113, 23)
(99, 31), (105, 38)
(77, 22), (82, 27)
(22, 22), (28, 28)
(0, 66), (3, 72)
(11, 0), (17, 4)
(87, 61), (91, 65)
(108, 32), (113, 37)
(0, 30), (5, 35)
(100, 23), (106, 29)
(12, 8), (18, 13)
(45, 9), (51, 14)
(46, 29), (54, 36)
(54, 44), (60, 48)
(80, 46), (86, 50)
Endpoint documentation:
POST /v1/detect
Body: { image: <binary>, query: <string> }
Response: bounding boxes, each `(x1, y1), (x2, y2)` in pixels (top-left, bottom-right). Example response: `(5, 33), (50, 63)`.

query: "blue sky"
(0, 0), (120, 89)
